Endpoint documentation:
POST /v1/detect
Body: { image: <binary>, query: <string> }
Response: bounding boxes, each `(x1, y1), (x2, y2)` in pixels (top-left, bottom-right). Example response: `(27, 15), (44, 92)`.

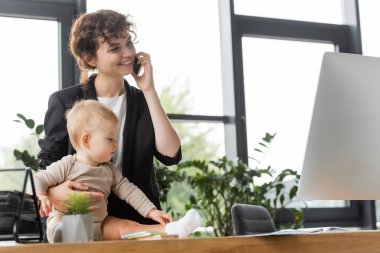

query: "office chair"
(231, 203), (275, 235)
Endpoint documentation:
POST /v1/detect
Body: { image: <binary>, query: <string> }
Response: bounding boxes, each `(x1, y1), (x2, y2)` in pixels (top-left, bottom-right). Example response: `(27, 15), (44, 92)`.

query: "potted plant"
(62, 192), (93, 242)
(156, 133), (302, 237)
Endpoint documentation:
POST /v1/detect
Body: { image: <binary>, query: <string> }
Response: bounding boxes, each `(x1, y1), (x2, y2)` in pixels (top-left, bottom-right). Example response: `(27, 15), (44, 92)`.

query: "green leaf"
(279, 194), (285, 205)
(289, 186), (298, 199)
(25, 119), (35, 129)
(36, 125), (44, 135)
(13, 149), (22, 157)
(263, 132), (276, 143)
(64, 192), (90, 215)
(189, 194), (197, 204)
(16, 113), (27, 121)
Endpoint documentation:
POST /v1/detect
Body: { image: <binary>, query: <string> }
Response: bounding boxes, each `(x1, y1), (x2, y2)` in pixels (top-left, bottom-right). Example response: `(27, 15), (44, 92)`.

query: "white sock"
(164, 209), (202, 238)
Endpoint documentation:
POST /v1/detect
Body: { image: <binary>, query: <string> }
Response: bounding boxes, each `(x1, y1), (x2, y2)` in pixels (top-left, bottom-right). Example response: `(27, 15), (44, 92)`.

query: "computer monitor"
(298, 52), (380, 200)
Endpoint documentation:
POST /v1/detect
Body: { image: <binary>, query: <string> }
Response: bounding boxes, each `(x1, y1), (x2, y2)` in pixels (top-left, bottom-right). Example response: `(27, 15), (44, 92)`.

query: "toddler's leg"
(102, 209), (202, 240)
(165, 209), (202, 238)
(102, 216), (164, 240)
(47, 222), (63, 243)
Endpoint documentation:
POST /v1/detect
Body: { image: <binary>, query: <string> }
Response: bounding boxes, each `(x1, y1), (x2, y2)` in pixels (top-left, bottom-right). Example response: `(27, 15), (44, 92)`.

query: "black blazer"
(38, 75), (182, 224)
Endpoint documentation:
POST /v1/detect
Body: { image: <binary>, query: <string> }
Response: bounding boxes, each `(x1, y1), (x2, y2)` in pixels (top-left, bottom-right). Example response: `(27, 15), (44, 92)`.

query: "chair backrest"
(0, 168), (43, 243)
(231, 203), (275, 235)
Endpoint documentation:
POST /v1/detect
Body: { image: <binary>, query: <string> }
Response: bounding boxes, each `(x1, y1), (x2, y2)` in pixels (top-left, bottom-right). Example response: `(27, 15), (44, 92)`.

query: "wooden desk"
(1, 231), (380, 253)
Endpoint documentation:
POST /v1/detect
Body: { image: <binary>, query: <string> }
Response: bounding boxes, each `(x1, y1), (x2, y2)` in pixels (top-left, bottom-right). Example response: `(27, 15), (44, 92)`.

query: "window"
(0, 17), (58, 168)
(87, 0), (224, 160)
(234, 0), (343, 24)
(0, 1), (76, 170)
(242, 37), (347, 209)
(243, 38), (332, 173)
(0, 0), (78, 195)
(228, 0), (372, 227)
(173, 122), (225, 161)
(87, 0), (223, 116)
(359, 1), (380, 57)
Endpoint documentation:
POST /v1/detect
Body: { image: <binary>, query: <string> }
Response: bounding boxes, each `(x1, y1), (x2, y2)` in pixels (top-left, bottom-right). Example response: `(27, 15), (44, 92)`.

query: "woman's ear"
(82, 53), (96, 67)
(80, 132), (91, 148)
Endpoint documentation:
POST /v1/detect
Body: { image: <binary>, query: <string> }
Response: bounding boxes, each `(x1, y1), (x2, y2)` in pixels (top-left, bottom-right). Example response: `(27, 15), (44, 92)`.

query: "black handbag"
(0, 168), (43, 243)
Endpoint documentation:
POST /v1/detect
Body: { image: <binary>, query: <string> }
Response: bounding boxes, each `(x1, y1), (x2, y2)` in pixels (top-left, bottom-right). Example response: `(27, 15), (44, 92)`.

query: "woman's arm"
(47, 181), (103, 211)
(37, 156), (105, 211)
(132, 52), (181, 157)
(143, 88), (181, 157)
(37, 92), (70, 169)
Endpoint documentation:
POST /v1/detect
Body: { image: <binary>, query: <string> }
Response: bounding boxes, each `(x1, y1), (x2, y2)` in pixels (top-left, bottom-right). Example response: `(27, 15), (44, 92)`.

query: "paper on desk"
(249, 227), (349, 236)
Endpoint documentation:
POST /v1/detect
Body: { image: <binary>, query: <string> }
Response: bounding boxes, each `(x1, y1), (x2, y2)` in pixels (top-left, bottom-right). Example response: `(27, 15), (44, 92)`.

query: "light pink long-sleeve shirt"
(34, 155), (156, 241)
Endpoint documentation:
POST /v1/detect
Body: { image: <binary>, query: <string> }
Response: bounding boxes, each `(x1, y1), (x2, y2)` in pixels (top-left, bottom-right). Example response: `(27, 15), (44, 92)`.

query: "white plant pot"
(62, 214), (93, 242)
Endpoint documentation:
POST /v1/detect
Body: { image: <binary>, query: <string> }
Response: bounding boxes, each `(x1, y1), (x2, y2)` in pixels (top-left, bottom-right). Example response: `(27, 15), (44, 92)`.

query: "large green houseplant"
(156, 133), (302, 237)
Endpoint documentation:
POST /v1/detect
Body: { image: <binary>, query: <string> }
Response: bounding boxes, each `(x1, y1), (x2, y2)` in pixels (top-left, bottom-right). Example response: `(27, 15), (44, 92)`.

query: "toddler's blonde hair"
(65, 100), (119, 150)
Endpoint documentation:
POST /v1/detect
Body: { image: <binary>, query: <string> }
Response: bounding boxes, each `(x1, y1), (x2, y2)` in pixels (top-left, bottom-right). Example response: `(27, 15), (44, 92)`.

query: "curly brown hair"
(69, 9), (136, 85)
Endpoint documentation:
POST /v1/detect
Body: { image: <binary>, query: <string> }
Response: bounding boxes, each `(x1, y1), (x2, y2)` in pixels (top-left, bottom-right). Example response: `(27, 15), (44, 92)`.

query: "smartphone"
(133, 56), (141, 75)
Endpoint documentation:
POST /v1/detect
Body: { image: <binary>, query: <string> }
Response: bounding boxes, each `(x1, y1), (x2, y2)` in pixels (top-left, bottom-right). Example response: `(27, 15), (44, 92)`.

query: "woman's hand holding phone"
(133, 56), (141, 75)
(133, 52), (155, 92)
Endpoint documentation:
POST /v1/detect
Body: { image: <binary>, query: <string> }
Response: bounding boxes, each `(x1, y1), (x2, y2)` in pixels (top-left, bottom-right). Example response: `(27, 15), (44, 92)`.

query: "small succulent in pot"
(62, 192), (93, 242)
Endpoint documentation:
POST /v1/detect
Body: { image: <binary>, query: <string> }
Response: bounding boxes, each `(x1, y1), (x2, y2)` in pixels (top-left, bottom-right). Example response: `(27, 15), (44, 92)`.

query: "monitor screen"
(298, 52), (380, 200)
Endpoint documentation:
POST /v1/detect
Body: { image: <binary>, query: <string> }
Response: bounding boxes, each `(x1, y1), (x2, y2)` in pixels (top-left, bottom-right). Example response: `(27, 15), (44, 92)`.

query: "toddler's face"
(88, 120), (119, 164)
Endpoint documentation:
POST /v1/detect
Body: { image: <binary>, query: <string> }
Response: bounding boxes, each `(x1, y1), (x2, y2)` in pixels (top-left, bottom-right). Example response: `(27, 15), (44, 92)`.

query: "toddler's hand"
(38, 194), (52, 217)
(147, 208), (173, 225)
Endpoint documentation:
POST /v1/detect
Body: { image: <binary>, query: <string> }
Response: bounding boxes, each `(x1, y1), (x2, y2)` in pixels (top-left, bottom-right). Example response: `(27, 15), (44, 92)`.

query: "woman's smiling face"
(91, 34), (136, 78)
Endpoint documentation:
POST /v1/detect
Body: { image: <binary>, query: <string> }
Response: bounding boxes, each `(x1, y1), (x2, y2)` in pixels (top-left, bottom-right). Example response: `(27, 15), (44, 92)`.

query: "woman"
(37, 9), (181, 225)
